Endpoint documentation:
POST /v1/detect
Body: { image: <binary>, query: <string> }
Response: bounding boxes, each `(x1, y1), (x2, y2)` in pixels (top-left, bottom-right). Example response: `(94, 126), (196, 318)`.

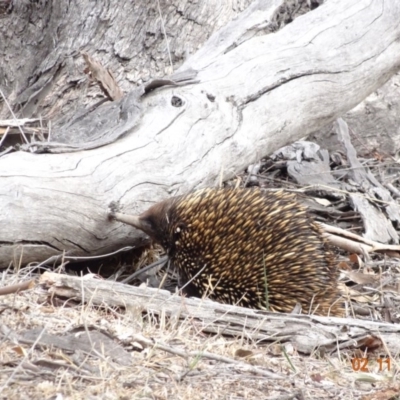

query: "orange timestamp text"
(351, 357), (391, 372)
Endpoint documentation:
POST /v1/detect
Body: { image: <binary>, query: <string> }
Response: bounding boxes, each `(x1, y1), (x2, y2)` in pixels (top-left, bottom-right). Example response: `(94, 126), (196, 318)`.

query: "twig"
(0, 279), (35, 296)
(0, 126), (10, 147)
(132, 333), (284, 379)
(320, 223), (400, 253)
(0, 87), (29, 145)
(156, 0), (173, 69)
(121, 255), (168, 284)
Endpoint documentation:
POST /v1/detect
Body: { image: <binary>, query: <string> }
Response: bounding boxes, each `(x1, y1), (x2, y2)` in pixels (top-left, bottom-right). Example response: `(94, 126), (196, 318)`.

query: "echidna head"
(137, 198), (176, 250)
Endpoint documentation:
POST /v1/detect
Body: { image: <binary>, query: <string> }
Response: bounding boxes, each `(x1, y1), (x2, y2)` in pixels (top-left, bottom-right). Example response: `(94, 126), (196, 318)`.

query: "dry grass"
(1, 266), (398, 400)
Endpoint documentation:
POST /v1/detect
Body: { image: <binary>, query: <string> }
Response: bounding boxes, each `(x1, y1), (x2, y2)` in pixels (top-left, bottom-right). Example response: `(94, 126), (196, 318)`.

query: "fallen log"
(1, 0), (400, 266)
(39, 272), (400, 356)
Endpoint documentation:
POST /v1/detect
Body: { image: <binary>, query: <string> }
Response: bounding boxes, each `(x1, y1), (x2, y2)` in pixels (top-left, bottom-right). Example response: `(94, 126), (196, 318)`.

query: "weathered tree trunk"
(39, 272), (400, 355)
(1, 0), (400, 266)
(0, 0), (254, 124)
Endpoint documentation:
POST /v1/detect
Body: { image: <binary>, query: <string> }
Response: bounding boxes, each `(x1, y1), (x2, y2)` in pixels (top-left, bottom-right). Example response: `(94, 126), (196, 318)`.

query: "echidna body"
(115, 188), (341, 315)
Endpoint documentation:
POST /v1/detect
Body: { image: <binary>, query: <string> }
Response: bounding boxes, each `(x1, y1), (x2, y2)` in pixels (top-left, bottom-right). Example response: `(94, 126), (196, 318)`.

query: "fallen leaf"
(345, 271), (380, 285)
(234, 349), (254, 358)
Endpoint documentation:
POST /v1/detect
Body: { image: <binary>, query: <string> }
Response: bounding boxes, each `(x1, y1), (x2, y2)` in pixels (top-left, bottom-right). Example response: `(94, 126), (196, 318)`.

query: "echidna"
(111, 188), (342, 316)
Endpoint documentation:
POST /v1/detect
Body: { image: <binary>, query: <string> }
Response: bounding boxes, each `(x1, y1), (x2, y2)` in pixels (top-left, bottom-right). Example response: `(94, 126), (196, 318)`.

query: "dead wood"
(5, 324), (284, 379)
(39, 272), (400, 356)
(17, 328), (132, 367)
(81, 52), (124, 102)
(1, 0), (400, 266)
(335, 118), (400, 244)
(0, 278), (35, 296)
(320, 223), (400, 255)
(272, 120), (400, 248)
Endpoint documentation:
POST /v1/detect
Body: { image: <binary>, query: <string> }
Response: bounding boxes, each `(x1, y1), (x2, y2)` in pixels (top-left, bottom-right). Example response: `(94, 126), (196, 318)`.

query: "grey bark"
(0, 0), (253, 125)
(39, 272), (400, 356)
(1, 0), (400, 266)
